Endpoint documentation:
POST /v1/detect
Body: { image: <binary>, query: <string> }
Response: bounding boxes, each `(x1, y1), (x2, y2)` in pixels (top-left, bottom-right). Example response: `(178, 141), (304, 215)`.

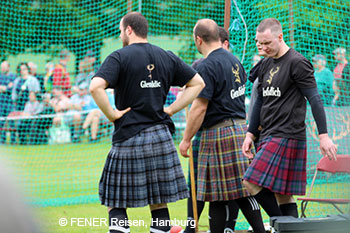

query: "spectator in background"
(32, 93), (55, 144)
(12, 62), (41, 111)
(51, 87), (71, 127)
(28, 61), (44, 93)
(339, 56), (350, 106)
(18, 91), (43, 145)
(0, 61), (16, 143)
(72, 50), (96, 94)
(82, 89), (114, 142)
(66, 82), (95, 142)
(44, 61), (55, 93)
(332, 47), (348, 106)
(52, 49), (72, 97)
(312, 54), (334, 106)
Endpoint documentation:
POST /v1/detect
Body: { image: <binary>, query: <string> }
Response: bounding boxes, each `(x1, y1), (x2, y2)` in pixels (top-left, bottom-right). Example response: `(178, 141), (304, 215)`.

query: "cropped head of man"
(218, 27), (230, 51)
(193, 19), (220, 55)
(119, 12), (149, 47)
(255, 18), (285, 58)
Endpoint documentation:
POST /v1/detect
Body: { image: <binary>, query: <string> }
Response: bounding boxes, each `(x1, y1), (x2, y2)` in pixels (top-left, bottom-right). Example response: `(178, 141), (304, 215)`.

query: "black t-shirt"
(197, 48), (246, 128)
(94, 43), (196, 142)
(257, 48), (317, 140)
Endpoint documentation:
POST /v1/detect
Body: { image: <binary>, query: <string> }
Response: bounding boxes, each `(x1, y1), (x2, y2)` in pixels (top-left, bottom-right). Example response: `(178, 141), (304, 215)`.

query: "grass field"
(1, 139), (349, 232)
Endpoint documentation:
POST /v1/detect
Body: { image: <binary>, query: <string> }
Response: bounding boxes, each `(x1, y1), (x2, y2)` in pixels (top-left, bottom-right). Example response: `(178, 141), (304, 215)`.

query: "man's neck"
(202, 42), (222, 58)
(128, 37), (148, 45)
(274, 43), (290, 59)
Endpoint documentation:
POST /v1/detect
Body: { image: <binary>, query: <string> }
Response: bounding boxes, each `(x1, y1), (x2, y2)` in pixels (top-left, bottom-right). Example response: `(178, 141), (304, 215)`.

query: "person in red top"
(53, 49), (72, 97)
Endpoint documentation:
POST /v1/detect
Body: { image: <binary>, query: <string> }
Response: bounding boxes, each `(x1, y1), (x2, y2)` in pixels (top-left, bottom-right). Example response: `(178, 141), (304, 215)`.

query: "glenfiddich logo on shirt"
(230, 85), (245, 99)
(147, 64), (155, 79)
(267, 66), (280, 85)
(232, 64), (241, 83)
(140, 80), (161, 88)
(263, 86), (281, 97)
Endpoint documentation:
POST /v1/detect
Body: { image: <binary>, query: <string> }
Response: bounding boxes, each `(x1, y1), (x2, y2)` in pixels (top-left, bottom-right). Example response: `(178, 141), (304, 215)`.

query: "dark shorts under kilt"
(99, 124), (189, 208)
(197, 122), (251, 202)
(243, 136), (307, 195)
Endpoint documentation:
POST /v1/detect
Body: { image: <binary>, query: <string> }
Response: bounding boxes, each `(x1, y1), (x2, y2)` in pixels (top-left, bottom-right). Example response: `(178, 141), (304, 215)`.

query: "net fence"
(0, 0), (349, 229)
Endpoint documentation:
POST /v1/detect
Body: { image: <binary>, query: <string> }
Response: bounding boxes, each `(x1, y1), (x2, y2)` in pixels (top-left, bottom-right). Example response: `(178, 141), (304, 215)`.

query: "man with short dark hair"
(242, 18), (337, 219)
(180, 19), (265, 233)
(90, 12), (205, 233)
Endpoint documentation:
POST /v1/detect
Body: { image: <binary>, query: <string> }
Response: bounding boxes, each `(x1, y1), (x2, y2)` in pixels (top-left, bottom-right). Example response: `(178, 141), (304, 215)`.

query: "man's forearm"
(182, 98), (207, 142)
(167, 74), (205, 116)
(90, 87), (115, 121)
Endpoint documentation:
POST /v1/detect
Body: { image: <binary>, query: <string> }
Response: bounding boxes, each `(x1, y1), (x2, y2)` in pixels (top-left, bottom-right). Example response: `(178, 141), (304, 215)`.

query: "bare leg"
(90, 113), (101, 140)
(242, 180), (263, 195)
(275, 194), (298, 217)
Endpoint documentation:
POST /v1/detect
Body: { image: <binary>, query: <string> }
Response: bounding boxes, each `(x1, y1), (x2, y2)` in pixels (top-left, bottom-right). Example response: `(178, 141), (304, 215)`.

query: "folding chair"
(298, 154), (350, 218)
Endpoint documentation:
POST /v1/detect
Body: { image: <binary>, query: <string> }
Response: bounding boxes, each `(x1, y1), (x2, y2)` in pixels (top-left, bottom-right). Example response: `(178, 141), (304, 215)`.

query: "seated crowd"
(0, 47), (349, 145)
(0, 50), (114, 145)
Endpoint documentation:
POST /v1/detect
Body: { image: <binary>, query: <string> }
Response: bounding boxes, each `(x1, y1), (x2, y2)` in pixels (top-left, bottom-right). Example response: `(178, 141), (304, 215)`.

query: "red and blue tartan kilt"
(243, 136), (307, 195)
(197, 122), (251, 202)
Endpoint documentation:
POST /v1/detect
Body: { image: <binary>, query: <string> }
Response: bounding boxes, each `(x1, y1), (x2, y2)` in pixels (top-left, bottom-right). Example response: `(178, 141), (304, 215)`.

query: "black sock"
(235, 197), (265, 233)
(109, 208), (129, 233)
(280, 203), (298, 218)
(184, 184), (205, 233)
(254, 188), (282, 217)
(209, 201), (227, 233)
(224, 200), (239, 231)
(150, 208), (171, 233)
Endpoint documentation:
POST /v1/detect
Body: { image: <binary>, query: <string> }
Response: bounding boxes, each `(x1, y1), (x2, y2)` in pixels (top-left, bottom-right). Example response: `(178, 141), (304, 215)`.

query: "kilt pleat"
(243, 136), (307, 195)
(99, 124), (189, 208)
(197, 122), (251, 202)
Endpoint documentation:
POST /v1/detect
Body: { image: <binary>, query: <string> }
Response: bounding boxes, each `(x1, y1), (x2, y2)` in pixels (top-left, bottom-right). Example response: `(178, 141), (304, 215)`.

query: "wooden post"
(224, 0), (231, 31)
(127, 0), (133, 13)
(289, 0), (295, 48)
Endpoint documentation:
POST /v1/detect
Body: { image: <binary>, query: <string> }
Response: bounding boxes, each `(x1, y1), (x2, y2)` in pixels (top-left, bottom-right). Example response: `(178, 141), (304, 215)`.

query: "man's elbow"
(198, 77), (205, 90)
(89, 84), (97, 95)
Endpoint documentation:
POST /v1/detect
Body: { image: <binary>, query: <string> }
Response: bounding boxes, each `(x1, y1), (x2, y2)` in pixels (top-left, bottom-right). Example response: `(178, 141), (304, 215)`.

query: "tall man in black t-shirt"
(90, 12), (205, 233)
(242, 18), (337, 218)
(180, 19), (266, 233)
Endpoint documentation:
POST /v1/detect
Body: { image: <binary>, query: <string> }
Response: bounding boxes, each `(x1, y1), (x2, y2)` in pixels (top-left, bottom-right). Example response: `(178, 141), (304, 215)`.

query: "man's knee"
(243, 180), (262, 195)
(275, 194), (295, 205)
(150, 203), (167, 211)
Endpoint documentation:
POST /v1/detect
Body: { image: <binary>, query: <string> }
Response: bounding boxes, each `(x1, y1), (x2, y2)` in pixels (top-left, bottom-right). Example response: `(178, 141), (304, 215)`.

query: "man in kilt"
(184, 26), (240, 233)
(90, 12), (205, 233)
(242, 18), (337, 218)
(179, 19), (266, 233)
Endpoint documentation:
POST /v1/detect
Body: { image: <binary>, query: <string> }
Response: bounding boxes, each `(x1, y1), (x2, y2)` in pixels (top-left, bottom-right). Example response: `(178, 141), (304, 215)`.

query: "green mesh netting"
(0, 0), (349, 231)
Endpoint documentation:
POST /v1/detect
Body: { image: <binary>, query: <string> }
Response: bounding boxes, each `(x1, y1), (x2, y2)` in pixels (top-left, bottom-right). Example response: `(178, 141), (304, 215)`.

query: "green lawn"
(1, 141), (349, 232)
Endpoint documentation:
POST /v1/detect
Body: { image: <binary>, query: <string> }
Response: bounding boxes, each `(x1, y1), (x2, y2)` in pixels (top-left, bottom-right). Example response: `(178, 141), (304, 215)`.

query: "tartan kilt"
(197, 122), (251, 201)
(99, 124), (189, 208)
(243, 136), (307, 195)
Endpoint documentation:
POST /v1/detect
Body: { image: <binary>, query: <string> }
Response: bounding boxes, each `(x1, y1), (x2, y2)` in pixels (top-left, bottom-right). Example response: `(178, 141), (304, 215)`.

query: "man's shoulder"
(288, 49), (309, 63)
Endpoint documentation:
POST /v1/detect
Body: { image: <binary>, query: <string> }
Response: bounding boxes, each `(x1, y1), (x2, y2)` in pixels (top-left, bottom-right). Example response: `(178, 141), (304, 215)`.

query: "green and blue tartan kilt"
(99, 124), (189, 208)
(197, 122), (251, 202)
